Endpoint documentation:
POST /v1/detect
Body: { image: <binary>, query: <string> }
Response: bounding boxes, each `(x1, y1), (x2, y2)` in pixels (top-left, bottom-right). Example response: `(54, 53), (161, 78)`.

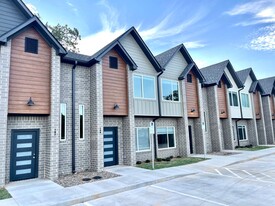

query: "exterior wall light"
(221, 110), (225, 114)
(114, 103), (119, 110)
(27, 97), (34, 106)
(191, 109), (195, 113)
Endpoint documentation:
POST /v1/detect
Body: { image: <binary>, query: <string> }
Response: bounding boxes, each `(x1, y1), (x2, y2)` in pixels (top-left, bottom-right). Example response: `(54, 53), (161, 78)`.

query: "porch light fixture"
(191, 108), (195, 113)
(27, 97), (34, 106)
(221, 110), (225, 114)
(256, 113), (260, 116)
(114, 103), (119, 110)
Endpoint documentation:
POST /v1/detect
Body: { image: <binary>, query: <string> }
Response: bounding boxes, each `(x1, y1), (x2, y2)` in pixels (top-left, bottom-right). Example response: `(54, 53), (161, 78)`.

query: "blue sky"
(24, 0), (275, 79)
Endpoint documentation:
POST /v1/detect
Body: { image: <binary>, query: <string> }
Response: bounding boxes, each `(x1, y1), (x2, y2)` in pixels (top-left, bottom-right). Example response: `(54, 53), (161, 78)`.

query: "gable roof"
(258, 77), (275, 96)
(200, 60), (243, 88)
(63, 40), (137, 69)
(155, 44), (204, 82)
(236, 68), (257, 85)
(249, 80), (265, 94)
(63, 26), (159, 71)
(0, 16), (67, 55)
(12, 0), (33, 19)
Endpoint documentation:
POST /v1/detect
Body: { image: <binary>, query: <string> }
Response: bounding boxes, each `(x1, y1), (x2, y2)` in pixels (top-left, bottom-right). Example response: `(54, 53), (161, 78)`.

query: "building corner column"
(0, 41), (11, 186)
(46, 48), (61, 180)
(90, 63), (104, 171)
(262, 96), (274, 144)
(123, 67), (136, 165)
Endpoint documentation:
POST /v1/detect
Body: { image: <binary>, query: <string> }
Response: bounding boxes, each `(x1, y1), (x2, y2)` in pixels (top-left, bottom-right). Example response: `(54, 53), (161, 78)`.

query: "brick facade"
(0, 41), (11, 186)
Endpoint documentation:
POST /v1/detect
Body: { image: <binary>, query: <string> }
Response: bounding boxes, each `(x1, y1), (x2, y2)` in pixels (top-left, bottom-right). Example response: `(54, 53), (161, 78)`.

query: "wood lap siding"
(8, 27), (51, 114)
(185, 71), (199, 118)
(103, 49), (128, 116)
(253, 92), (261, 119)
(217, 81), (228, 119)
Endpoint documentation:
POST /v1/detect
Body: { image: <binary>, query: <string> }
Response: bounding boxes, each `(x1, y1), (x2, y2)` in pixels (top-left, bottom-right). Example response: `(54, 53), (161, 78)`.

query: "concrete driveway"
(76, 153), (275, 206)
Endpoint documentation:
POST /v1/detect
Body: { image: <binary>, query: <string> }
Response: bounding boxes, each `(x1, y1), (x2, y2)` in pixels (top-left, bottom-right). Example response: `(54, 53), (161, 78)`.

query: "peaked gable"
(258, 77), (275, 96)
(200, 60), (243, 88)
(155, 44), (204, 82)
(0, 16), (66, 55)
(0, 0), (33, 36)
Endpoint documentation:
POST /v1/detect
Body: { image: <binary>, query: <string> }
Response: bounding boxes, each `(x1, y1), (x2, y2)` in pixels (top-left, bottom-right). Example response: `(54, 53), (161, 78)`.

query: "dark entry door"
(188, 125), (193, 154)
(10, 129), (39, 181)
(103, 127), (118, 167)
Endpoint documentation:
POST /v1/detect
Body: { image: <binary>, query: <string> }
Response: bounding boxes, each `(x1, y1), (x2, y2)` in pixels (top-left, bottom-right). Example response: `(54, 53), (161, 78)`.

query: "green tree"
(46, 23), (81, 53)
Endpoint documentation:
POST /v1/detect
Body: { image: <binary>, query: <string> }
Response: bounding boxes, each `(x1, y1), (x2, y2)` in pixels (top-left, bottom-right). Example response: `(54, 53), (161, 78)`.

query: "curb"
(41, 172), (197, 206)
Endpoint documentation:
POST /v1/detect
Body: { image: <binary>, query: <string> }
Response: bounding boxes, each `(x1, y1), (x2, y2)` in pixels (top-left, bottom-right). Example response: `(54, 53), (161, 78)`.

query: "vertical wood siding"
(185, 71), (199, 118)
(253, 91), (261, 119)
(217, 81), (228, 119)
(0, 0), (27, 36)
(9, 27), (51, 114)
(102, 49), (128, 116)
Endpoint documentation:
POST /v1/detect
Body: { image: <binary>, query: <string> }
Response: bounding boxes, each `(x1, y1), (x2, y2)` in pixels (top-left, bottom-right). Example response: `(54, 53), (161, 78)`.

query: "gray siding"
(120, 34), (159, 116)
(134, 99), (158, 116)
(161, 101), (182, 116)
(0, 0), (28, 36)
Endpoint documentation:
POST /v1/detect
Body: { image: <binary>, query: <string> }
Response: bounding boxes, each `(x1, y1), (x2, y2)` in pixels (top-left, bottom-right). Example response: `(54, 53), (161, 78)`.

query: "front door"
(10, 129), (39, 181)
(103, 127), (118, 167)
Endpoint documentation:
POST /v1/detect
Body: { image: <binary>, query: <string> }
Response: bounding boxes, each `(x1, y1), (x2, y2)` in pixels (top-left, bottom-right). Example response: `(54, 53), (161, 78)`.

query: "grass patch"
(0, 188), (11, 200)
(236, 145), (272, 151)
(136, 157), (207, 170)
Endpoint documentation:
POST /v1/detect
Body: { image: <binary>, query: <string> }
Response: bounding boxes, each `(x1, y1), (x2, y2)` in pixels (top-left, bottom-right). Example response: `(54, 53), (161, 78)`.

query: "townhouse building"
(258, 77), (275, 144)
(1, 0), (275, 187)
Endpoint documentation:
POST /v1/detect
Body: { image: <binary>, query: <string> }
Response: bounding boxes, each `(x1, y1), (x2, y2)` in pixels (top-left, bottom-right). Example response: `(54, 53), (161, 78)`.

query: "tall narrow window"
(187, 74), (192, 83)
(229, 91), (238, 106)
(241, 93), (250, 108)
(60, 103), (66, 141)
(204, 112), (207, 132)
(79, 105), (85, 140)
(135, 128), (150, 151)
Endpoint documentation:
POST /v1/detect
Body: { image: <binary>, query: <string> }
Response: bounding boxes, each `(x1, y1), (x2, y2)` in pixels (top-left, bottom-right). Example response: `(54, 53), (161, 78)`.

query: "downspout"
(72, 61), (77, 173)
(153, 70), (164, 159)
(236, 86), (244, 147)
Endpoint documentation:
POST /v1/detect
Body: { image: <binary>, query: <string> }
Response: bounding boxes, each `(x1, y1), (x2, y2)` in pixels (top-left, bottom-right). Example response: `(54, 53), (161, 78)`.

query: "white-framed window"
(204, 112), (207, 132)
(157, 127), (176, 149)
(241, 93), (250, 108)
(162, 79), (179, 101)
(229, 91), (238, 106)
(133, 75), (155, 99)
(79, 105), (85, 140)
(238, 125), (247, 141)
(60, 103), (66, 141)
(135, 127), (151, 152)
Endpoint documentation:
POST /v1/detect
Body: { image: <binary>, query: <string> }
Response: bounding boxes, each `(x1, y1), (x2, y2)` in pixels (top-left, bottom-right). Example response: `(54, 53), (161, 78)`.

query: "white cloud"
(79, 0), (207, 55)
(194, 59), (209, 68)
(184, 41), (206, 49)
(247, 25), (275, 51)
(225, 0), (275, 26)
(66, 1), (78, 14)
(26, 3), (39, 16)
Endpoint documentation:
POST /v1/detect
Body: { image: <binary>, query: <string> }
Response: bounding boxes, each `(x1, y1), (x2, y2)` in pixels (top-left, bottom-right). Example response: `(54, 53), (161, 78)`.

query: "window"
(162, 79), (179, 101)
(135, 128), (150, 151)
(79, 105), (84, 140)
(232, 126), (236, 140)
(133, 75), (155, 99)
(229, 91), (238, 106)
(238, 125), (247, 140)
(25, 37), (38, 54)
(60, 103), (66, 141)
(109, 56), (118, 69)
(157, 127), (175, 149)
(241, 93), (250, 108)
(204, 112), (207, 132)
(187, 74), (192, 83)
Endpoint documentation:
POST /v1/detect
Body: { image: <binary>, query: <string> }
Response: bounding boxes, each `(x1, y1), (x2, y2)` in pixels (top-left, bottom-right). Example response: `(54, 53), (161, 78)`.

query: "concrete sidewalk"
(1, 147), (275, 206)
